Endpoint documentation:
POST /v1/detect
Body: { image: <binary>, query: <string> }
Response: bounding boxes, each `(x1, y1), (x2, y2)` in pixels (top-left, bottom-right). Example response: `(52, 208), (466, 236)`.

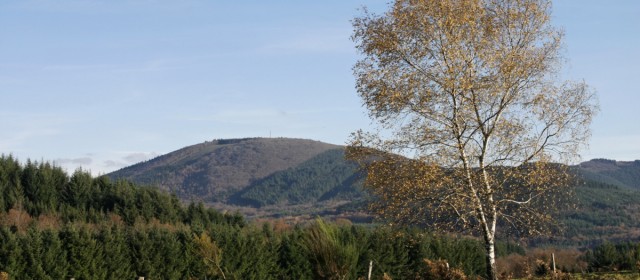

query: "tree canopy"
(348, 0), (598, 279)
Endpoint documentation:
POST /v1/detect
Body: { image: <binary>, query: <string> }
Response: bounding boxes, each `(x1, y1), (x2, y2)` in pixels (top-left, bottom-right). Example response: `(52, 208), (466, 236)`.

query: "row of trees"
(8, 152), (634, 279)
(0, 155), (243, 228)
(0, 218), (517, 279)
(584, 242), (640, 272)
(0, 155), (532, 279)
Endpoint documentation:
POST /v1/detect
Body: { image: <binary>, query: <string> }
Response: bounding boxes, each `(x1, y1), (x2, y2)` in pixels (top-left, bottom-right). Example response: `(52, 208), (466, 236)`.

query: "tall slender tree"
(348, 0), (598, 278)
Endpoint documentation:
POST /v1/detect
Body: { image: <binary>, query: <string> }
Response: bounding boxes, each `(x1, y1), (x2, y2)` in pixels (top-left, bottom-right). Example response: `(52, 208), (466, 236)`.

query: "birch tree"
(348, 0), (598, 279)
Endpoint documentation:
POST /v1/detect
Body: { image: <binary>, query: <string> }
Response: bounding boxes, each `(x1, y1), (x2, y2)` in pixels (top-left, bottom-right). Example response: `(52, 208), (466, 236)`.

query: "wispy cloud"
(0, 76), (26, 86)
(55, 157), (93, 165)
(124, 152), (158, 163)
(101, 151), (159, 172)
(113, 59), (184, 73)
(0, 113), (68, 152)
(40, 63), (114, 72)
(36, 58), (183, 74)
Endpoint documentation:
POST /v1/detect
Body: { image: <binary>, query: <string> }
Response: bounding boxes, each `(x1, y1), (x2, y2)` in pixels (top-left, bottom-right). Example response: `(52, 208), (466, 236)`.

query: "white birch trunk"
(485, 233), (497, 280)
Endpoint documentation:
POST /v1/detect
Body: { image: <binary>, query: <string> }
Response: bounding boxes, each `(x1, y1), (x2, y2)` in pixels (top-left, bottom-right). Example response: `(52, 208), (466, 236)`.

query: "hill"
(577, 158), (640, 189)
(562, 180), (640, 246)
(108, 138), (341, 202)
(108, 138), (640, 244)
(229, 149), (364, 207)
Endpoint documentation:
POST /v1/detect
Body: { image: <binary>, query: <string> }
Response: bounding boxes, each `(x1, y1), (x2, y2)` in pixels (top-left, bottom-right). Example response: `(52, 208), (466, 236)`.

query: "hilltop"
(108, 138), (341, 201)
(107, 138), (366, 218)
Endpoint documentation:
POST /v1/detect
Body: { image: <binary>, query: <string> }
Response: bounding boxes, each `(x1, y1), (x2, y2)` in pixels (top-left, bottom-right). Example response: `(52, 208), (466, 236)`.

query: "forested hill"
(108, 138), (640, 211)
(108, 138), (341, 202)
(577, 159), (640, 189)
(106, 138), (640, 244)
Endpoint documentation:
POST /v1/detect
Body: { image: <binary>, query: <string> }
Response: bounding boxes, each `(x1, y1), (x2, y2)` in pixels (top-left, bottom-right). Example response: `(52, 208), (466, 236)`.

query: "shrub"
(417, 259), (469, 280)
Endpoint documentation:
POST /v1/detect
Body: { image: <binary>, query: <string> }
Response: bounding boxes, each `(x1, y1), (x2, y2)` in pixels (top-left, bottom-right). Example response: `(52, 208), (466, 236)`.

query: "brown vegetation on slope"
(108, 138), (339, 202)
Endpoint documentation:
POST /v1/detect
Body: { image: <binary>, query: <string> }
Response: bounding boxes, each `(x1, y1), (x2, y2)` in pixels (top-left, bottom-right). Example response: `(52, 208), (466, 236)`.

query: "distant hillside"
(577, 159), (640, 189)
(108, 138), (341, 203)
(229, 149), (365, 207)
(562, 180), (640, 245)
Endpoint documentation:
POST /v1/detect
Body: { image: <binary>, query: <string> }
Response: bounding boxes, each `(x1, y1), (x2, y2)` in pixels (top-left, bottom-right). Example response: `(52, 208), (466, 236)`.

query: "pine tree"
(129, 228), (157, 279)
(1, 156), (25, 213)
(61, 225), (105, 279)
(64, 170), (93, 212)
(41, 229), (68, 279)
(363, 228), (410, 279)
(277, 227), (313, 280)
(98, 226), (134, 279)
(20, 227), (48, 279)
(151, 227), (188, 280)
(0, 227), (24, 277)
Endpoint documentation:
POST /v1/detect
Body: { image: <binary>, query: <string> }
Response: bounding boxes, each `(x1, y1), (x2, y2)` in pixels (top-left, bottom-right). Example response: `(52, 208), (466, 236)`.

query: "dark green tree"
(41, 229), (68, 279)
(63, 170), (93, 211)
(277, 227), (313, 280)
(20, 227), (48, 279)
(361, 228), (410, 279)
(0, 227), (24, 277)
(61, 225), (105, 279)
(151, 228), (189, 279)
(212, 225), (280, 279)
(0, 156), (24, 212)
(129, 228), (156, 279)
(98, 227), (134, 279)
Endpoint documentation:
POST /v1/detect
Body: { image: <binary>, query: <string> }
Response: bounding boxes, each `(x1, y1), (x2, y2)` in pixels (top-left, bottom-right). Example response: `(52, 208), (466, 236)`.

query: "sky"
(0, 0), (638, 175)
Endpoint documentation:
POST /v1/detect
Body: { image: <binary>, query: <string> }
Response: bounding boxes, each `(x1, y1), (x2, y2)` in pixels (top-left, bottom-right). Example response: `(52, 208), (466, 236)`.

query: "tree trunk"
(485, 235), (498, 280)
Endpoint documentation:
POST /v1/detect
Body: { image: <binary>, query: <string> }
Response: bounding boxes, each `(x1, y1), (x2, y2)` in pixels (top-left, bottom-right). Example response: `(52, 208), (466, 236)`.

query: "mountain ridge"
(108, 138), (640, 206)
(578, 158), (640, 189)
(107, 137), (640, 244)
(108, 137), (343, 203)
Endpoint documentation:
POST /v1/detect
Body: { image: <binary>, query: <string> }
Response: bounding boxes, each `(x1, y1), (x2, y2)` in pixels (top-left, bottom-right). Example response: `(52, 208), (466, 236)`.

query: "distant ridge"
(577, 158), (640, 189)
(108, 137), (342, 202)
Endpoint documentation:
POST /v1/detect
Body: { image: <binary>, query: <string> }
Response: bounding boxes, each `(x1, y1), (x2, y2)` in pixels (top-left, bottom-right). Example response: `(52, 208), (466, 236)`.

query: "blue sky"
(1, 0), (638, 175)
